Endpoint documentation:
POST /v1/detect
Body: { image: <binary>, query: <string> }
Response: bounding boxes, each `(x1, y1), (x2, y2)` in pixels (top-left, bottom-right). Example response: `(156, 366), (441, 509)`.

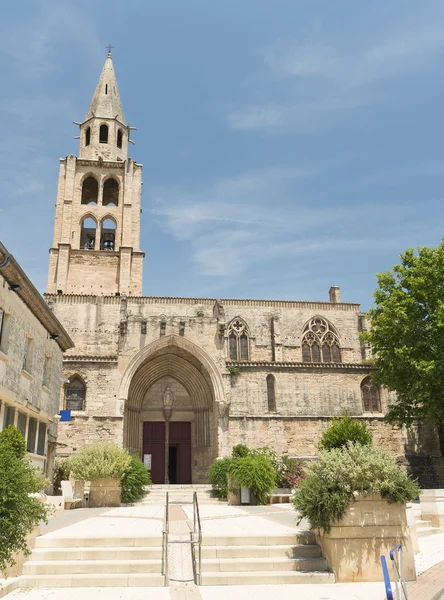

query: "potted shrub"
(68, 442), (131, 507)
(208, 457), (232, 500)
(121, 455), (152, 504)
(293, 442), (419, 582)
(229, 453), (276, 505)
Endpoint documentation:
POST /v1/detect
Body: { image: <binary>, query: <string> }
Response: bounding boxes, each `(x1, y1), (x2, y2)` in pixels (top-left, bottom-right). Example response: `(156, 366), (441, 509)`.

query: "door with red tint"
(142, 422), (165, 484)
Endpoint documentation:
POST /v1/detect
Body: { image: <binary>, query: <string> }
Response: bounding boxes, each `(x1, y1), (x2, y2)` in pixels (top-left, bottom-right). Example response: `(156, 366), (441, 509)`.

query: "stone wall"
(0, 274), (64, 471)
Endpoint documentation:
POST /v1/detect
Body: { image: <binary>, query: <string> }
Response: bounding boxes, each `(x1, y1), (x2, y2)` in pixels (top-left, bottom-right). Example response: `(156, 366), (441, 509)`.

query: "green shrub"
(279, 456), (304, 489)
(208, 457), (232, 498)
(231, 444), (250, 458)
(0, 425), (26, 458)
(121, 456), (152, 503)
(293, 442), (419, 535)
(0, 435), (51, 573)
(68, 442), (131, 481)
(53, 459), (71, 495)
(229, 454), (276, 505)
(319, 415), (372, 451)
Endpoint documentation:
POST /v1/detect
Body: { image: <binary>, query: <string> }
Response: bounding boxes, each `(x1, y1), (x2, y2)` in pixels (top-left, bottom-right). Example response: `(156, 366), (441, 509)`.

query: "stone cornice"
(44, 293), (362, 311)
(226, 360), (372, 371)
(229, 414), (385, 421)
(63, 355), (118, 363)
(0, 243), (74, 351)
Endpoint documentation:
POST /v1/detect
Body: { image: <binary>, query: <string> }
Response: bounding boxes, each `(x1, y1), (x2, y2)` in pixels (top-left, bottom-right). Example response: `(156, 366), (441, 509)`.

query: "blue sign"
(60, 410), (71, 422)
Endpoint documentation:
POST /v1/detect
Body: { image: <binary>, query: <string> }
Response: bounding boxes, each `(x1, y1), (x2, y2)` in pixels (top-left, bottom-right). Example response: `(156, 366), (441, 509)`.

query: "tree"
(319, 415), (372, 451)
(0, 427), (51, 573)
(361, 241), (444, 455)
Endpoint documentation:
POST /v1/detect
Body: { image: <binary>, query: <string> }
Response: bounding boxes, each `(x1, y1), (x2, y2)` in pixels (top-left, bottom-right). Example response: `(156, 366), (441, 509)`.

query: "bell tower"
(47, 50), (144, 296)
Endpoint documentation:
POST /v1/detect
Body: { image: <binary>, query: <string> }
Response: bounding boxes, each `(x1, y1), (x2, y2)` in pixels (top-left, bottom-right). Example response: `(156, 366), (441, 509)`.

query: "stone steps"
(201, 544), (322, 559)
(201, 556), (328, 572)
(415, 516), (441, 537)
(201, 571), (335, 585)
(34, 536), (161, 548)
(138, 484), (224, 505)
(23, 559), (161, 575)
(19, 574), (164, 588)
(198, 532), (333, 586)
(31, 547), (162, 561)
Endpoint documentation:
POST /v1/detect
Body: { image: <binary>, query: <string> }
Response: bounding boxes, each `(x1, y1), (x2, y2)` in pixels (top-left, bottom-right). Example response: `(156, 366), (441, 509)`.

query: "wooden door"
(142, 422), (165, 484)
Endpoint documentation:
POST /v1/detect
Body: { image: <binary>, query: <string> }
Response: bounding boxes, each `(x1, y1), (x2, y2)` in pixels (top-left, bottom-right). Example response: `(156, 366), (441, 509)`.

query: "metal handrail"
(192, 491), (203, 585)
(161, 492), (169, 586)
(389, 544), (408, 600)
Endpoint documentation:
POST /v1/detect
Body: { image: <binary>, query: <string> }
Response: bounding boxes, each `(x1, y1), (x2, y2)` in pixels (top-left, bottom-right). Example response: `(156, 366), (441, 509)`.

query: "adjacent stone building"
(0, 242), (73, 478)
(46, 52), (443, 486)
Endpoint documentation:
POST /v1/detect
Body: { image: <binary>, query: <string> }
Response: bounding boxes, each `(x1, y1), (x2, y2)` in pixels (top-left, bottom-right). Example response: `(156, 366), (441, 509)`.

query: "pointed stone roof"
(85, 52), (126, 124)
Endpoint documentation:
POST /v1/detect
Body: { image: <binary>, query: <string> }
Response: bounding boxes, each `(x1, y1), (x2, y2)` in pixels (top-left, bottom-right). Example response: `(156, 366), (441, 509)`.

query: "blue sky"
(1, 1), (444, 310)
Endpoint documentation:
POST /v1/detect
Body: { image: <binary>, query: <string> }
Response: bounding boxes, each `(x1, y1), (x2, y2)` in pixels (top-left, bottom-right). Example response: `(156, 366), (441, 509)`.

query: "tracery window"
(301, 317), (341, 363)
(267, 374), (276, 412)
(227, 318), (250, 361)
(65, 377), (86, 411)
(361, 376), (381, 412)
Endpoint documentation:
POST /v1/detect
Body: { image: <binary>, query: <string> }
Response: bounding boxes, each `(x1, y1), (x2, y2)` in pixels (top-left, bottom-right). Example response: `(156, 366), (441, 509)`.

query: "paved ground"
(3, 503), (444, 600)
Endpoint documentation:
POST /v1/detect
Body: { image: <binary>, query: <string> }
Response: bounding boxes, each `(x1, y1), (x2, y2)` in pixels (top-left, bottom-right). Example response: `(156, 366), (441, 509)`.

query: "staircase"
(137, 483), (225, 505)
(200, 531), (334, 585)
(415, 514), (442, 537)
(20, 534), (164, 588)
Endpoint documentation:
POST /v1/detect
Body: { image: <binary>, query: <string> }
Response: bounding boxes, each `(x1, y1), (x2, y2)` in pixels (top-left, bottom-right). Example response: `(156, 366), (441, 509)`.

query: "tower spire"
(85, 50), (125, 125)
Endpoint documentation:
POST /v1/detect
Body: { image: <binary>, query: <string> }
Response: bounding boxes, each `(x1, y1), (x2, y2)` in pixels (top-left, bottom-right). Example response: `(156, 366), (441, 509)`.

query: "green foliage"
(208, 457), (233, 498)
(361, 241), (444, 440)
(53, 459), (71, 495)
(279, 456), (304, 489)
(0, 425), (26, 458)
(231, 444), (250, 458)
(319, 415), (372, 451)
(0, 436), (51, 573)
(33, 469), (51, 493)
(227, 366), (240, 375)
(68, 442), (131, 481)
(293, 442), (419, 535)
(229, 454), (276, 505)
(121, 456), (152, 504)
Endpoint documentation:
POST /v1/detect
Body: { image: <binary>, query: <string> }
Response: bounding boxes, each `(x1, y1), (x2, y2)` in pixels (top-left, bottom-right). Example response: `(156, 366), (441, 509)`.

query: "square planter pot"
(316, 495), (416, 582)
(89, 477), (121, 508)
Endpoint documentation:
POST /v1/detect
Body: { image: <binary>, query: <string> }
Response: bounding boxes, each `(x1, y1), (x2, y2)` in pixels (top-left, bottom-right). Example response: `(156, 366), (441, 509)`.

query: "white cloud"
(148, 167), (413, 278)
(230, 18), (444, 132)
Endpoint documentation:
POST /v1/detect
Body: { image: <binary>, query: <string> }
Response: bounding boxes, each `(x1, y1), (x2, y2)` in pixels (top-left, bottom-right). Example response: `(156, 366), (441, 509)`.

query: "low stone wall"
(420, 489), (444, 529)
(2, 526), (40, 578)
(317, 495), (416, 583)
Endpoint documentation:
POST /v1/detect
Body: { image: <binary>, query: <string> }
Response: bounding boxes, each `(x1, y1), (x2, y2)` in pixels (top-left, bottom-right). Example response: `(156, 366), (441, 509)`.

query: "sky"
(1, 0), (444, 310)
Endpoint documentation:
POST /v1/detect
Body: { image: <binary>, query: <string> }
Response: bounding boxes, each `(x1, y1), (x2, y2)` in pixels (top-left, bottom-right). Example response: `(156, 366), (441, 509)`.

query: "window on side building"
(36, 422), (47, 456)
(3, 405), (15, 429)
(27, 418), (37, 453)
(17, 412), (27, 438)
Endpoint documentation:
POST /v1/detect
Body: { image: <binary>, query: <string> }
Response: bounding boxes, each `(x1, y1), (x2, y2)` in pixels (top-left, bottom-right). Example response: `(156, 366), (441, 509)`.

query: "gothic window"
(102, 178), (119, 206)
(85, 127), (91, 147)
(267, 374), (276, 412)
(361, 376), (381, 412)
(81, 176), (98, 205)
(80, 216), (97, 250)
(65, 377), (86, 411)
(117, 129), (123, 149)
(301, 317), (341, 363)
(227, 318), (250, 361)
(100, 217), (116, 251)
(99, 124), (109, 143)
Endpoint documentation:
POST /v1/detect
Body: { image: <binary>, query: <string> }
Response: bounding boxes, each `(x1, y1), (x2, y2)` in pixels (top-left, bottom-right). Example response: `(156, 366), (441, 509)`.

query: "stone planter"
(316, 495), (416, 582)
(420, 489), (444, 530)
(89, 477), (121, 508)
(227, 474), (240, 505)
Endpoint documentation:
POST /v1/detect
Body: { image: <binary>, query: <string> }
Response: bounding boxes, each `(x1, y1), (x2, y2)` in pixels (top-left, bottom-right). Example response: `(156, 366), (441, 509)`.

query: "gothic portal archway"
(120, 336), (223, 483)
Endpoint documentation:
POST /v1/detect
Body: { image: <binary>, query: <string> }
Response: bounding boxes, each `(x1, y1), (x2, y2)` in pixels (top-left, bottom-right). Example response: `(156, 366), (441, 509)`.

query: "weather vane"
(106, 44), (114, 55)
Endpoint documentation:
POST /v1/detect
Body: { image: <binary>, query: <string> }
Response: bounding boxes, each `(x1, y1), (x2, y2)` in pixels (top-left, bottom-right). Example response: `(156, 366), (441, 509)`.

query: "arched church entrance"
(120, 336), (221, 484)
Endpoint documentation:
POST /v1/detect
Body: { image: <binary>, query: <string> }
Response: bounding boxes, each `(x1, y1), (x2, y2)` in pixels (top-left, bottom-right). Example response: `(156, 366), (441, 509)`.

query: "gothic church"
(46, 52), (442, 485)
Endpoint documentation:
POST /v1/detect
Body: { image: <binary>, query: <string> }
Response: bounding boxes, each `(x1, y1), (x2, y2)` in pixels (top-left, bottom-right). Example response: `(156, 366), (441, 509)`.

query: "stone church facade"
(46, 52), (442, 486)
